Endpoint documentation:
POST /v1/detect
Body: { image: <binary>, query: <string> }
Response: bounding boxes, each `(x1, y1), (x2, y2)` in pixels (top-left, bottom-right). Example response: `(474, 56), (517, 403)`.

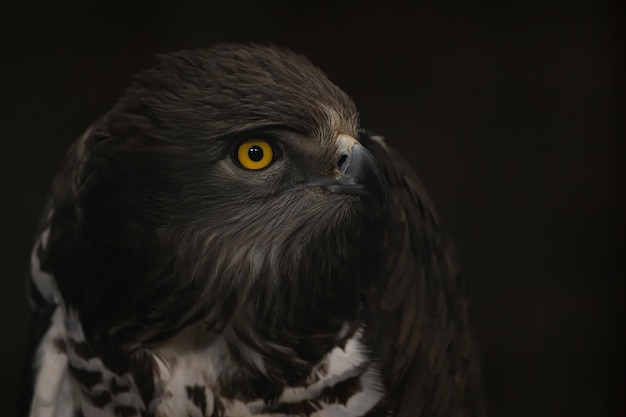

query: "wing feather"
(361, 131), (486, 417)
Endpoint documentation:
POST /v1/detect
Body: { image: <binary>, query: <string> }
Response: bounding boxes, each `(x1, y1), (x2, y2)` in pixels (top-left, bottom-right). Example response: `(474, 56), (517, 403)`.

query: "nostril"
(337, 153), (350, 172)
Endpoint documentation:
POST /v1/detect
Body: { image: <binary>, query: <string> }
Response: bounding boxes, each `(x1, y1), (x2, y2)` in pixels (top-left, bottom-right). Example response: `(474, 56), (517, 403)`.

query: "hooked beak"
(295, 135), (388, 210)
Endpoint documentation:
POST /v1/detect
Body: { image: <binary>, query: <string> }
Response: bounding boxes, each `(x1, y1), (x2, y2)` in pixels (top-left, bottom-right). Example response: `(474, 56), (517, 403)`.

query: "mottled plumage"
(23, 44), (485, 417)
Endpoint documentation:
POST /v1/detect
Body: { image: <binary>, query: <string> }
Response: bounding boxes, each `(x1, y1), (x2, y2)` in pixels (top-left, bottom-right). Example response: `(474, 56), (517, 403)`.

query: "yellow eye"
(237, 139), (274, 170)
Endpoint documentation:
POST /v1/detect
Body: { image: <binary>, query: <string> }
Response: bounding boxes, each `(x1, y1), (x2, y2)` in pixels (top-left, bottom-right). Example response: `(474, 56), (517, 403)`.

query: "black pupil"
(248, 145), (264, 162)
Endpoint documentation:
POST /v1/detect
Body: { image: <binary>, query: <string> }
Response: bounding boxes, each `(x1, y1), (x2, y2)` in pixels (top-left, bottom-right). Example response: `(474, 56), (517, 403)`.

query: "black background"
(1, 1), (623, 416)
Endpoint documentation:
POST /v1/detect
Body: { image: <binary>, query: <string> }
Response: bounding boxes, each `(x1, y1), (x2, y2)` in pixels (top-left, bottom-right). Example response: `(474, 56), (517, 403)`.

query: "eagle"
(23, 44), (485, 417)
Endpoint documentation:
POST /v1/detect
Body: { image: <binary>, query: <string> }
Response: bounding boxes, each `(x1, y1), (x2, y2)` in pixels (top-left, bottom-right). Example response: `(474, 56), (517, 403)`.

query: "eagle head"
(49, 44), (387, 361)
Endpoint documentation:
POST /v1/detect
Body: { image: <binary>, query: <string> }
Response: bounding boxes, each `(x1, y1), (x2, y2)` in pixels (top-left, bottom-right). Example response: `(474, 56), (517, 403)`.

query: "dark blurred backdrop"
(1, 1), (623, 416)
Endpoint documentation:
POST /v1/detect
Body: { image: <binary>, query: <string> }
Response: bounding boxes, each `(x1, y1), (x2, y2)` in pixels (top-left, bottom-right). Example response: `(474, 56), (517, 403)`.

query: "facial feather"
(45, 45), (380, 354)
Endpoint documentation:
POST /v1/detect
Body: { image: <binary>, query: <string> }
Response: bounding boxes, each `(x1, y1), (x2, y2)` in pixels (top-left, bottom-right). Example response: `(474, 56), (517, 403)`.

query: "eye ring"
(236, 139), (274, 170)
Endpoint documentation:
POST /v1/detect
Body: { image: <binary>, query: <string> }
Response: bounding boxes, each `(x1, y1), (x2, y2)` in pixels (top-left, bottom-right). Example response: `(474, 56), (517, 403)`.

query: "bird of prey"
(23, 44), (485, 417)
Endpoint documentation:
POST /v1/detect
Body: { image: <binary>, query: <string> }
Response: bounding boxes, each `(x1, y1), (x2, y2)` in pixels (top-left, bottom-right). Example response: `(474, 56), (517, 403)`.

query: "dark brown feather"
(360, 131), (486, 417)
